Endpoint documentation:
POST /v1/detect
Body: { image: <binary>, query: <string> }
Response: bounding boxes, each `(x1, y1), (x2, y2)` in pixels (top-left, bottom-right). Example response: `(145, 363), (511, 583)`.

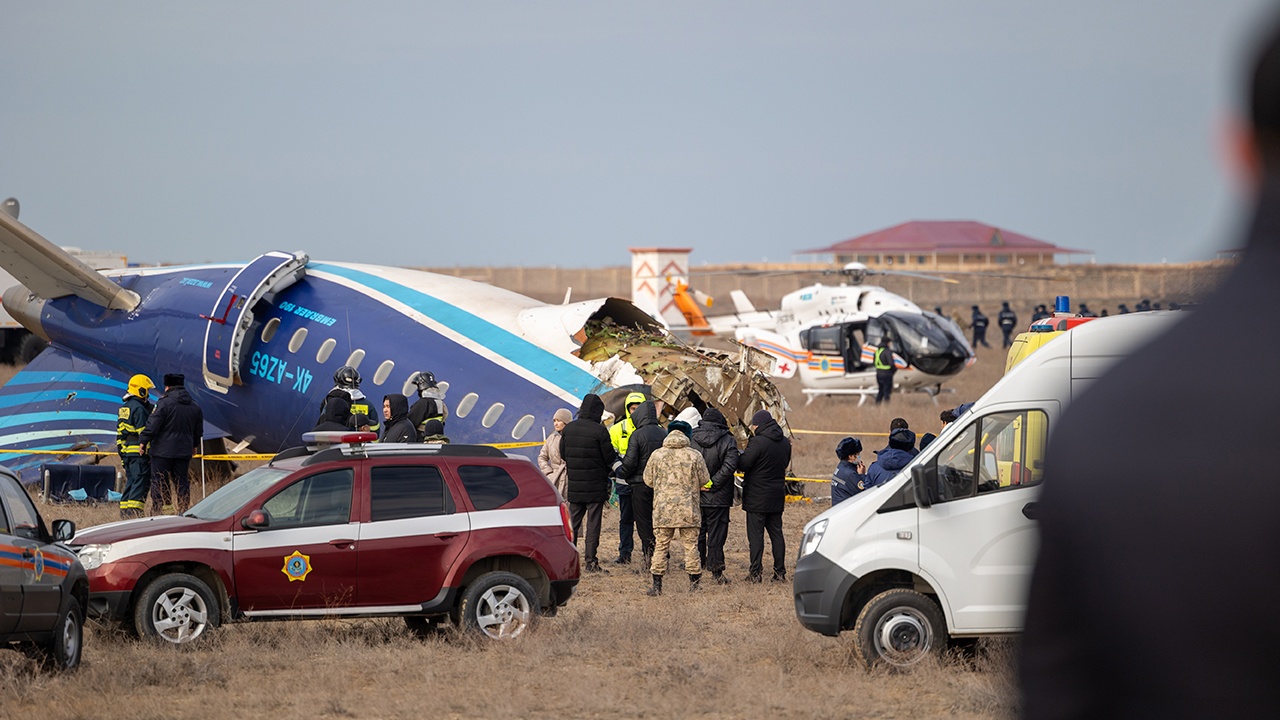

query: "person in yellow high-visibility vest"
(874, 337), (896, 404)
(117, 374), (155, 518)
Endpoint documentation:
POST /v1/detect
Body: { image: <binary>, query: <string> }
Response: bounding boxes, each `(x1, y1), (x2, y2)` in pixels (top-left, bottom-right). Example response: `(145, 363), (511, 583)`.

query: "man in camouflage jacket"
(642, 423), (710, 595)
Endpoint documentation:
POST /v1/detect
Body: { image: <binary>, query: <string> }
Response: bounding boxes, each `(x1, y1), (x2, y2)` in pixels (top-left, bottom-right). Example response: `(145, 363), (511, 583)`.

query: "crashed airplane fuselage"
(0, 209), (787, 480)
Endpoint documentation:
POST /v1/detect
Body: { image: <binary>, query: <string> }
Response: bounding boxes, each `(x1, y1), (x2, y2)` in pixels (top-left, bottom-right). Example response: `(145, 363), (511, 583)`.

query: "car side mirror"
(911, 465), (938, 509)
(241, 509), (269, 530)
(51, 519), (76, 543)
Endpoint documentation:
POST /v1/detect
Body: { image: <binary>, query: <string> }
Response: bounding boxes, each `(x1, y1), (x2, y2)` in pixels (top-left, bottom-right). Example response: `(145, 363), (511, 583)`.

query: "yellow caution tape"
(791, 429), (889, 437)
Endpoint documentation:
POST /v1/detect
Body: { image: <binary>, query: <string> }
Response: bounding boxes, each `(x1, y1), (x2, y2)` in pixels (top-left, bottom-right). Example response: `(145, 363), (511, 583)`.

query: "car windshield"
(184, 466), (292, 521)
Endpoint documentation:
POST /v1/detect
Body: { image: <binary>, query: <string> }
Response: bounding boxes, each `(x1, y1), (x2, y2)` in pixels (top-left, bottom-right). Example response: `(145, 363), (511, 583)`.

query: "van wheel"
(459, 571), (539, 640)
(134, 573), (220, 644)
(853, 588), (947, 668)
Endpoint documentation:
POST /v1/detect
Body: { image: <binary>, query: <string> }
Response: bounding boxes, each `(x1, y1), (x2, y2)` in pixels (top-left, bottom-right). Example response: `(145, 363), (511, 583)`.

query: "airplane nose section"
(2, 285), (49, 341)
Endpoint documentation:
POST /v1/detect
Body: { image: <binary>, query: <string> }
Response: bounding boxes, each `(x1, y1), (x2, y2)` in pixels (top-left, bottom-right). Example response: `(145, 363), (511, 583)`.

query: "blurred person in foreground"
(738, 409), (791, 583)
(643, 420), (708, 595)
(1019, 11), (1280, 717)
(691, 407), (739, 585)
(560, 394), (615, 573)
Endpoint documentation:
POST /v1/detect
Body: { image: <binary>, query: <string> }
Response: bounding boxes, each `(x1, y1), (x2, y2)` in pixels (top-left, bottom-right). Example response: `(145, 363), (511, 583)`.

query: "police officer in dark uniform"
(1031, 304), (1050, 322)
(997, 301), (1018, 347)
(873, 337), (896, 404)
(139, 373), (203, 514)
(116, 374), (155, 518)
(970, 306), (991, 348)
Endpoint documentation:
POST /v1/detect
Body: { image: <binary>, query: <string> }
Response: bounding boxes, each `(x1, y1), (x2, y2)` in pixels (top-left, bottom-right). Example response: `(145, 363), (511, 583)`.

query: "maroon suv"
(72, 433), (579, 643)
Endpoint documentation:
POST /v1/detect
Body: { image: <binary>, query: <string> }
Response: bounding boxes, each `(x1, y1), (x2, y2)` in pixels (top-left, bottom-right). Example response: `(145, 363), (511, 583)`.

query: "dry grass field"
(0, 349), (1018, 719)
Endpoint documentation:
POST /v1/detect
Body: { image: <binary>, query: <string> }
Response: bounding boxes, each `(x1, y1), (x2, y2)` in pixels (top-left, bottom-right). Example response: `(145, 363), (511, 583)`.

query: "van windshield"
(185, 466), (292, 520)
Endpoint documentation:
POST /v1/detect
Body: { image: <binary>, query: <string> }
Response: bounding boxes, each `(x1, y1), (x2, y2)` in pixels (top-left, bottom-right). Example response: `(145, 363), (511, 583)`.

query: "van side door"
(916, 406), (1053, 632)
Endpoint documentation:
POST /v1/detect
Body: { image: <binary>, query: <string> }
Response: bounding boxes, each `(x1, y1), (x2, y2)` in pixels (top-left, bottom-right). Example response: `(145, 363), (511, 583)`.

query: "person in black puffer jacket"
(691, 408), (739, 584)
(559, 394), (616, 572)
(379, 394), (418, 443)
(139, 373), (204, 514)
(616, 400), (667, 566)
(738, 409), (791, 583)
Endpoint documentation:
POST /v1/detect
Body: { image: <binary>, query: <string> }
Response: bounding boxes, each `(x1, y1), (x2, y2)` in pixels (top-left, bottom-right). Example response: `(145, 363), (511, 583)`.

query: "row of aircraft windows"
(259, 317), (537, 440)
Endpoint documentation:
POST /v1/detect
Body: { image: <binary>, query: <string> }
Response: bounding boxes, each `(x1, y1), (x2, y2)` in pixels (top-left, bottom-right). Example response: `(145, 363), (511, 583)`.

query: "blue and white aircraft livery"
(0, 203), (788, 483)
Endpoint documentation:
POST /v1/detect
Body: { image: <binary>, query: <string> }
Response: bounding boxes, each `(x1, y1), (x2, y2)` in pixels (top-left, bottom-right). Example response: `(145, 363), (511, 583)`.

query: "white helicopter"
(631, 252), (977, 405)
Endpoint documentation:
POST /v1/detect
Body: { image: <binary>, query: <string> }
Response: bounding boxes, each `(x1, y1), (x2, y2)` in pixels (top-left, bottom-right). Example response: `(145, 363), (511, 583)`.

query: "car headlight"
(799, 519), (828, 560)
(78, 544), (111, 571)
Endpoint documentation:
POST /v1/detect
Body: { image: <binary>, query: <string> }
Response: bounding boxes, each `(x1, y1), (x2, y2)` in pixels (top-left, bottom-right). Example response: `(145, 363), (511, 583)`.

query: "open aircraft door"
(202, 251), (309, 393)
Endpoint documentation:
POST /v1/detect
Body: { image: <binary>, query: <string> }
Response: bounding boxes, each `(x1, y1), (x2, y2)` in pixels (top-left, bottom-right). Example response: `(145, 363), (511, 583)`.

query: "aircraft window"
(345, 349), (365, 370)
(288, 328), (308, 353)
(481, 403), (505, 428)
(401, 378), (417, 397)
(511, 414), (535, 440)
(437, 381), (450, 394)
(261, 318), (280, 343)
(455, 393), (479, 418)
(372, 360), (394, 386)
(316, 338), (336, 363)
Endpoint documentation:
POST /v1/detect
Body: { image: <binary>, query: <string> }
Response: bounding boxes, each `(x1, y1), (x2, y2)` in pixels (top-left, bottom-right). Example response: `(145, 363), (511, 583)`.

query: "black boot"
(689, 573), (702, 591)
(646, 574), (663, 596)
(612, 554), (631, 565)
(712, 570), (731, 585)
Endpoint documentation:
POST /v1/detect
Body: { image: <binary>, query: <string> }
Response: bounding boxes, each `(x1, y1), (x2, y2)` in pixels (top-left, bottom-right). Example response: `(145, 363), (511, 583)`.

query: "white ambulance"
(792, 310), (1183, 666)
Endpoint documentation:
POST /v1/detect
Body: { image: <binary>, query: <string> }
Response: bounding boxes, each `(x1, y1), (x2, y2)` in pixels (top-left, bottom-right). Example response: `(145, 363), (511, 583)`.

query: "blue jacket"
(830, 460), (867, 505)
(865, 448), (914, 490)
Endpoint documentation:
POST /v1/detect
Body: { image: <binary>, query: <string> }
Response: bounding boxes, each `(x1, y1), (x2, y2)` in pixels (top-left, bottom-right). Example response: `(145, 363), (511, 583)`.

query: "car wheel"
(853, 588), (947, 668)
(458, 571), (539, 640)
(134, 573), (220, 644)
(37, 596), (83, 671)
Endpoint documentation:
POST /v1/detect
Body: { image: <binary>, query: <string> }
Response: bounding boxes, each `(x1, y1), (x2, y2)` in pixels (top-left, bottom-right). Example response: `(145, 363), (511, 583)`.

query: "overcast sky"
(3, 2), (1275, 268)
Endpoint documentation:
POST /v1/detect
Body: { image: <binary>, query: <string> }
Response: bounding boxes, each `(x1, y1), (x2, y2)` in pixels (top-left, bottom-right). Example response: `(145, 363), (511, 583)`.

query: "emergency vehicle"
(792, 310), (1182, 666)
(72, 432), (579, 644)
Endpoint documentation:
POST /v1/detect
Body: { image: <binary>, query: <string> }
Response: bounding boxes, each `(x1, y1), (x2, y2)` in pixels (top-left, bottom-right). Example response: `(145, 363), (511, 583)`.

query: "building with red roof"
(804, 221), (1091, 269)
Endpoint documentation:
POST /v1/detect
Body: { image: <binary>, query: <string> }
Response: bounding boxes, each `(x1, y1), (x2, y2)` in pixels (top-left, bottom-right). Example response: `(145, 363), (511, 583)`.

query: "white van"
(792, 311), (1183, 666)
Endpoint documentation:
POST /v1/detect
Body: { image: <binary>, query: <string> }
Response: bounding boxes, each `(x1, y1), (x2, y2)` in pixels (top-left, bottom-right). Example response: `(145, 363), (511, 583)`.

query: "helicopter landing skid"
(802, 385), (955, 406)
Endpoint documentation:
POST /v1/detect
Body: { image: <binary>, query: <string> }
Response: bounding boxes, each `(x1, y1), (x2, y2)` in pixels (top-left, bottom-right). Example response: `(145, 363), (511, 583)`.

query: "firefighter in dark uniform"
(997, 301), (1019, 348)
(116, 374), (155, 518)
(314, 365), (378, 434)
(874, 337), (896, 404)
(407, 370), (448, 438)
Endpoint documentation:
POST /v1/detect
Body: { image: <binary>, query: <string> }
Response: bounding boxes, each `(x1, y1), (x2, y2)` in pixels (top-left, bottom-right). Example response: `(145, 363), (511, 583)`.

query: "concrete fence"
(422, 261), (1234, 316)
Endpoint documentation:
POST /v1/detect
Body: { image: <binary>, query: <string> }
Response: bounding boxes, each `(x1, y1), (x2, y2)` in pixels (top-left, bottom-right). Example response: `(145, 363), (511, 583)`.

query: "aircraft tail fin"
(730, 290), (756, 314)
(0, 345), (130, 485)
(0, 208), (139, 311)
